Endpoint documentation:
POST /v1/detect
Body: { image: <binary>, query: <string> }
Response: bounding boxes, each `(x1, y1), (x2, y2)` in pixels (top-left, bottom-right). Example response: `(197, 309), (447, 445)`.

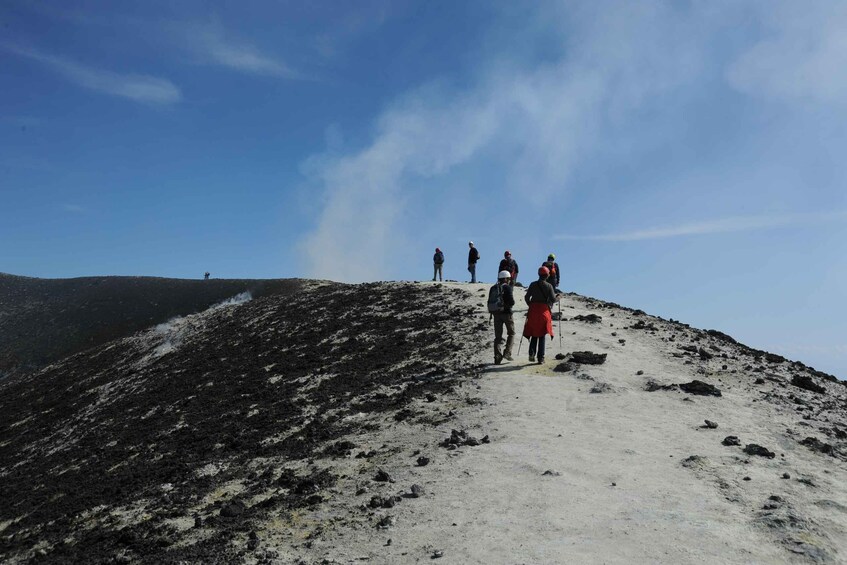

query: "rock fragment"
(722, 436), (741, 446)
(679, 380), (721, 397)
(743, 444), (776, 458)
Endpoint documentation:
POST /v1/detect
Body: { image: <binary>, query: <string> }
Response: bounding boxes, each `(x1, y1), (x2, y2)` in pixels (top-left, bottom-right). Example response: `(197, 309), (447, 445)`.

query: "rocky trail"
(1, 279), (845, 564)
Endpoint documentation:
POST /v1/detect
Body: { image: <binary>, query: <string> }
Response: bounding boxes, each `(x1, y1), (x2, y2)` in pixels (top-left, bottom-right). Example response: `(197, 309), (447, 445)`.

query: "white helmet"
(498, 270), (511, 280)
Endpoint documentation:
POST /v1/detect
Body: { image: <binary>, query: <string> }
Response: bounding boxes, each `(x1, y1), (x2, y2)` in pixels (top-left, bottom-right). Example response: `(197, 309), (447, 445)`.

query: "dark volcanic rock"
(572, 314), (602, 323)
(554, 362), (574, 373)
(722, 436), (741, 446)
(698, 348), (713, 361)
(589, 382), (613, 394)
(800, 437), (839, 458)
(679, 380), (721, 397)
(645, 380), (677, 392)
(702, 420), (718, 429)
(744, 444), (776, 458)
(569, 351), (607, 365)
(220, 501), (246, 518)
(791, 375), (826, 395)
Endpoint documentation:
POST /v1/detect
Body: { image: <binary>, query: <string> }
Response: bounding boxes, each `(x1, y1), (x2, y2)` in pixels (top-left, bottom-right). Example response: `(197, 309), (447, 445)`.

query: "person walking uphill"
(523, 266), (556, 363)
(489, 270), (516, 364)
(498, 251), (519, 286)
(542, 253), (561, 293)
(467, 241), (480, 283)
(432, 247), (444, 281)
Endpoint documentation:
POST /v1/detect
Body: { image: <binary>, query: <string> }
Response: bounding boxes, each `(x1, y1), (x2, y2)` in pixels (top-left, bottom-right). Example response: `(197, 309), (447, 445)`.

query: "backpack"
(487, 283), (505, 313)
(434, 251), (444, 264)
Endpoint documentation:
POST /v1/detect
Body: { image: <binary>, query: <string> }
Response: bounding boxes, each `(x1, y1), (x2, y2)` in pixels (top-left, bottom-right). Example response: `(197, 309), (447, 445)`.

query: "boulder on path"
(744, 444), (776, 458)
(679, 380), (721, 397)
(722, 436), (741, 446)
(569, 351), (607, 365)
(573, 314), (602, 323)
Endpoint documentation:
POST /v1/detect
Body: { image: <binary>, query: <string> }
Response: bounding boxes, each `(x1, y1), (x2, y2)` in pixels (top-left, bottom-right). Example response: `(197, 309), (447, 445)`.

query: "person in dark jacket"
(432, 247), (444, 281)
(467, 241), (480, 283)
(498, 250), (519, 287)
(492, 270), (516, 364)
(541, 253), (561, 292)
(522, 266), (555, 363)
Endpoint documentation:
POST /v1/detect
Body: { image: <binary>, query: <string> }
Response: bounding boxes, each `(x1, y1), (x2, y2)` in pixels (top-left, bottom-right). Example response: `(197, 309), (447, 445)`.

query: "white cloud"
(298, 3), (710, 282)
(726, 3), (847, 105)
(554, 211), (847, 242)
(4, 44), (181, 105)
(182, 22), (295, 77)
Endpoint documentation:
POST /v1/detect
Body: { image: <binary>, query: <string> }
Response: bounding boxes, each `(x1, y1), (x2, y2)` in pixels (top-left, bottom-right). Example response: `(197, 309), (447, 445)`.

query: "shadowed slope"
(0, 273), (299, 378)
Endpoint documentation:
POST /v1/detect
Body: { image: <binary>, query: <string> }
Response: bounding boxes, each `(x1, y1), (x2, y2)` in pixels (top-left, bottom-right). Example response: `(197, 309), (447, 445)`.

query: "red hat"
(538, 266), (550, 277)
(504, 250), (511, 257)
(435, 247), (440, 252)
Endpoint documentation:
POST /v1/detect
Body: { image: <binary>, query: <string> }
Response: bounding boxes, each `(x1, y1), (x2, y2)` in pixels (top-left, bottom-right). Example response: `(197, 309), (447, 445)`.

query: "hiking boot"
(528, 355), (535, 362)
(504, 354), (513, 361)
(537, 357), (544, 364)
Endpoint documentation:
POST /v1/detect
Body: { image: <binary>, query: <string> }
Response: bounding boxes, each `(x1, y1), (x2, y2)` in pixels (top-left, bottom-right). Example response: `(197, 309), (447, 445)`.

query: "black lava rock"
(791, 375), (826, 394)
(679, 380), (721, 397)
(220, 501), (246, 518)
(573, 314), (602, 323)
(743, 444), (776, 458)
(722, 436), (741, 446)
(703, 420), (718, 429)
(569, 351), (607, 365)
(373, 469), (394, 483)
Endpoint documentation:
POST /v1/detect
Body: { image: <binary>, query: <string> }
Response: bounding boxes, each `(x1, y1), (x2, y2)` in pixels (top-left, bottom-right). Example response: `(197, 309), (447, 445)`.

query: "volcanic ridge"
(0, 277), (845, 564)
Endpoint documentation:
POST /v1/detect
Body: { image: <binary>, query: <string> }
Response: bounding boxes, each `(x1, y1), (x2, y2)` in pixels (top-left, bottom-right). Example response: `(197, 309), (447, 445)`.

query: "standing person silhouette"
(467, 241), (480, 283)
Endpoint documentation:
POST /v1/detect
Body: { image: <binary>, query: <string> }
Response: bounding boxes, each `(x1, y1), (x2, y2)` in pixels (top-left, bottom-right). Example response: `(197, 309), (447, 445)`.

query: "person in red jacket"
(522, 266), (555, 363)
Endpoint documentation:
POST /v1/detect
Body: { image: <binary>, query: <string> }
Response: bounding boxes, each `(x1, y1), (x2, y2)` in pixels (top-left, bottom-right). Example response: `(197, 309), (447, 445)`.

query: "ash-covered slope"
(0, 273), (298, 378)
(2, 280), (846, 564)
(0, 281), (486, 563)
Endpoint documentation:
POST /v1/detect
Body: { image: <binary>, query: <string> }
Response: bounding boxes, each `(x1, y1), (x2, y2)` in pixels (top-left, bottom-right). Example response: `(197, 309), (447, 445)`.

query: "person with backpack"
(467, 241), (480, 283)
(498, 251), (519, 286)
(432, 247), (445, 281)
(542, 253), (561, 293)
(489, 270), (516, 364)
(522, 266), (556, 364)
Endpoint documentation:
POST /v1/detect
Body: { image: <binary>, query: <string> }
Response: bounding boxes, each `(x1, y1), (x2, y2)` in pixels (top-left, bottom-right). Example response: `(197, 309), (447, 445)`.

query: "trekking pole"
(558, 297), (562, 348)
(517, 335), (523, 355)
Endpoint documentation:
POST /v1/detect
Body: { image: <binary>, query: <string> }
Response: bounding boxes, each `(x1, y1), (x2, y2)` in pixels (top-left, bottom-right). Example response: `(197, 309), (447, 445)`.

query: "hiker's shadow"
(485, 364), (525, 373)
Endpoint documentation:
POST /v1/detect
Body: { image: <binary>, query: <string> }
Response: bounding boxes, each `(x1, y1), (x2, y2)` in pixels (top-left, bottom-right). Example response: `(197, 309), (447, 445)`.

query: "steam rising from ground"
(148, 292), (252, 359)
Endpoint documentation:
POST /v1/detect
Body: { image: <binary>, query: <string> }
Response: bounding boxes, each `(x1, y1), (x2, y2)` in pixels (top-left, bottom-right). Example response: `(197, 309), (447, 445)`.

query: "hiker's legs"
(469, 263), (476, 283)
(537, 335), (546, 362)
(528, 337), (537, 358)
(437, 264), (443, 281)
(504, 315), (515, 358)
(493, 314), (504, 363)
(433, 264), (437, 281)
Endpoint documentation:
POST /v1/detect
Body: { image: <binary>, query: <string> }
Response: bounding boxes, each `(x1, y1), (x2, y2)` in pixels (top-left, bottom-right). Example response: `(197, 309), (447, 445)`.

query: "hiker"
(467, 241), (480, 283)
(432, 247), (444, 281)
(522, 266), (556, 364)
(541, 254), (561, 293)
(204, 272), (210, 280)
(498, 251), (519, 286)
(489, 270), (516, 364)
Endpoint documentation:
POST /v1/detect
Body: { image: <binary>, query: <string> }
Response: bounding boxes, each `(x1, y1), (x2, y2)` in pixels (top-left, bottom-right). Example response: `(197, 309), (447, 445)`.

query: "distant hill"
(0, 273), (299, 378)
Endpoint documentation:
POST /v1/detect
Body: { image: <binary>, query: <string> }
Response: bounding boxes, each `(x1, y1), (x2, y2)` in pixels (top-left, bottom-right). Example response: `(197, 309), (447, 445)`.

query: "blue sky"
(2, 1), (846, 378)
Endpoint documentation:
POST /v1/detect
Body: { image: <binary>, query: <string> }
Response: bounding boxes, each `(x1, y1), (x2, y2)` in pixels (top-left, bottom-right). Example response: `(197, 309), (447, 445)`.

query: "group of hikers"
(431, 243), (562, 365)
